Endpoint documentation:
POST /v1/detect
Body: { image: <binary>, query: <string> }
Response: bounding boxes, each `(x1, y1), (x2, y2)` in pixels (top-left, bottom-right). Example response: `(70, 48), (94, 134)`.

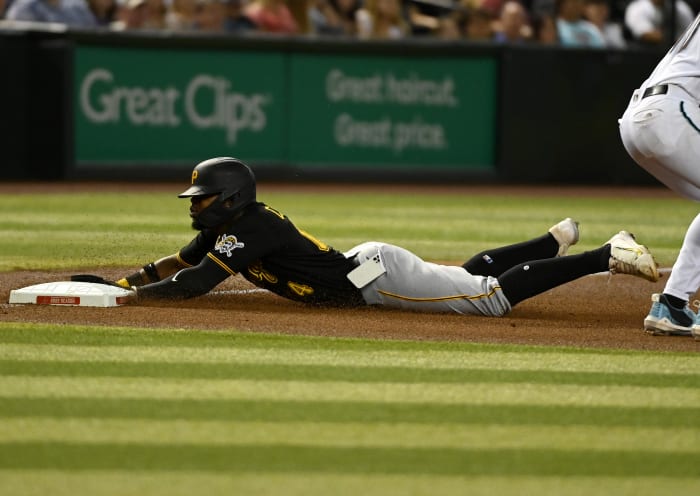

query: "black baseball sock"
(462, 233), (560, 277)
(498, 245), (611, 307)
(664, 294), (688, 309)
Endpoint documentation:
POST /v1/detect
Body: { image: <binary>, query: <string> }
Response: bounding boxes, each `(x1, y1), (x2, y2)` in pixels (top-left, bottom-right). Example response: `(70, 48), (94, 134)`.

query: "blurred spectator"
(111, 0), (148, 29)
(87, 0), (117, 25)
(462, 5), (495, 40)
(555, 0), (605, 47)
(164, 0), (197, 29)
(531, 11), (558, 42)
(287, 0), (309, 33)
(608, 0), (627, 24)
(244, 0), (299, 33)
(355, 0), (409, 39)
(403, 0), (440, 36)
(481, 0), (503, 16)
(530, 0), (554, 18)
(224, 0), (257, 32)
(142, 0), (166, 27)
(435, 9), (462, 38)
(493, 0), (531, 43)
(686, 0), (700, 17)
(194, 0), (227, 31)
(584, 0), (624, 47)
(308, 0), (360, 35)
(624, 0), (694, 46)
(406, 0), (452, 35)
(1, 0), (7, 17)
(5, 0), (98, 26)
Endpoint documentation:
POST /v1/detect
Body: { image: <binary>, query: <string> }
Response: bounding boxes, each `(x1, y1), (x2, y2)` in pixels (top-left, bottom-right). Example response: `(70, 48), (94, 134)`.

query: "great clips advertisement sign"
(74, 45), (496, 171)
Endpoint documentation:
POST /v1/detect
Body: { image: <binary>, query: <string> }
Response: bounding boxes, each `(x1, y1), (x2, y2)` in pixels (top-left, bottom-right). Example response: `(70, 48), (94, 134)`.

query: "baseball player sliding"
(619, 14), (700, 338)
(101, 157), (658, 317)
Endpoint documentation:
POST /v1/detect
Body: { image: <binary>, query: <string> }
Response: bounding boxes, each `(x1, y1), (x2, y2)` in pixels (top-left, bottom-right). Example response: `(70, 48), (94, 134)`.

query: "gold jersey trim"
(176, 253), (194, 268)
(206, 252), (237, 276)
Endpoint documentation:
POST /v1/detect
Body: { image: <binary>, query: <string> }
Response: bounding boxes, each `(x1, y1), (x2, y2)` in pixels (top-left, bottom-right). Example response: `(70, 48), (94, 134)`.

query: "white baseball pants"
(345, 241), (512, 316)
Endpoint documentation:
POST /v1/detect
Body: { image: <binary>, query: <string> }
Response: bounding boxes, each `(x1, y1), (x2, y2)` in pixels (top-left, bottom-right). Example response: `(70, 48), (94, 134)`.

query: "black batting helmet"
(179, 157), (256, 228)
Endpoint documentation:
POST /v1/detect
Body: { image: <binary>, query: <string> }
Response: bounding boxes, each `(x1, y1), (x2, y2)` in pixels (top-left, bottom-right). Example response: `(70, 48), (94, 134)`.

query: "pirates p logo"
(191, 170), (198, 184)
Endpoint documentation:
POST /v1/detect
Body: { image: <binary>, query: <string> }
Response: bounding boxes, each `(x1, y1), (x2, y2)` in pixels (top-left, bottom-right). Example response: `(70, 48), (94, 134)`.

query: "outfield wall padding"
(0, 27), (666, 185)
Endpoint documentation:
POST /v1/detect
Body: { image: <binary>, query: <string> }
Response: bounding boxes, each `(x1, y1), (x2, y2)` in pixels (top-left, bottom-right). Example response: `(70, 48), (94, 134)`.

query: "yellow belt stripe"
(378, 286), (502, 303)
(206, 253), (237, 276)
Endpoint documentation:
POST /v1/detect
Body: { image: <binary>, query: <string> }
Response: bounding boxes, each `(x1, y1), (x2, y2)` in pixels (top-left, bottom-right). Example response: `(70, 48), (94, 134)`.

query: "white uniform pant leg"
(620, 86), (700, 300)
(619, 87), (700, 201)
(348, 242), (512, 317)
(664, 213), (700, 301)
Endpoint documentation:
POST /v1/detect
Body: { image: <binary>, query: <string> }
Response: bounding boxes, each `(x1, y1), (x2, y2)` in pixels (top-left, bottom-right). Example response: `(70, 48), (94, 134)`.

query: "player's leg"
(355, 243), (513, 316)
(644, 213), (700, 336)
(353, 232), (657, 317)
(462, 218), (579, 277)
(498, 247), (609, 307)
(661, 213), (700, 302)
(620, 90), (700, 335)
(499, 231), (659, 307)
(638, 156), (700, 200)
(620, 90), (700, 201)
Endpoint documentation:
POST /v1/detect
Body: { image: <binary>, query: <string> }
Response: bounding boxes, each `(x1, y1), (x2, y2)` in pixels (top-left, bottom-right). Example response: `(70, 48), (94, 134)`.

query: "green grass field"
(1, 188), (699, 494)
(1, 188), (698, 269)
(1, 323), (699, 495)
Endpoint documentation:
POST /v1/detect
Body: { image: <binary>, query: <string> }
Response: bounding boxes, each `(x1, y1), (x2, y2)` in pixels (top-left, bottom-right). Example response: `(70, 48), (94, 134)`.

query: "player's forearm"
(132, 263), (225, 300)
(116, 254), (186, 288)
(132, 277), (208, 300)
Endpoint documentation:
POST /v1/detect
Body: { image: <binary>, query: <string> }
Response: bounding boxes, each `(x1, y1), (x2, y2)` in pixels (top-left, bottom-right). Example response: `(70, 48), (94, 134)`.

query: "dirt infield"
(3, 267), (697, 352)
(1, 183), (698, 353)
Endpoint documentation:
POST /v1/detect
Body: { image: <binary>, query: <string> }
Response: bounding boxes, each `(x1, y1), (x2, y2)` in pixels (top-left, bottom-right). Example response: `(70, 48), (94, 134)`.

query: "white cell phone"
(347, 253), (386, 288)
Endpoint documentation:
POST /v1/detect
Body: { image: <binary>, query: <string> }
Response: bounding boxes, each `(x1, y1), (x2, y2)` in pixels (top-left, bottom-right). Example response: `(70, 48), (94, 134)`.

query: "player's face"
(189, 194), (218, 230)
(191, 194), (217, 210)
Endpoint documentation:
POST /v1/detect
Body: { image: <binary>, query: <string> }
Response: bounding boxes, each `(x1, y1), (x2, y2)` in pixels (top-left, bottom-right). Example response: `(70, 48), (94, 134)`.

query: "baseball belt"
(642, 84), (669, 99)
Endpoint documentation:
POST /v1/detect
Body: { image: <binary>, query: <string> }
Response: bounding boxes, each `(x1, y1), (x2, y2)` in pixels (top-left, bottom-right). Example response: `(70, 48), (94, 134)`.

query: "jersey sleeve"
(177, 229), (219, 267)
(204, 205), (289, 275)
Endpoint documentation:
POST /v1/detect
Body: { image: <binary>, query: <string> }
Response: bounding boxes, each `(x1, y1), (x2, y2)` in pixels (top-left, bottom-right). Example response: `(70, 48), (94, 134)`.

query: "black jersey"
(178, 202), (365, 306)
